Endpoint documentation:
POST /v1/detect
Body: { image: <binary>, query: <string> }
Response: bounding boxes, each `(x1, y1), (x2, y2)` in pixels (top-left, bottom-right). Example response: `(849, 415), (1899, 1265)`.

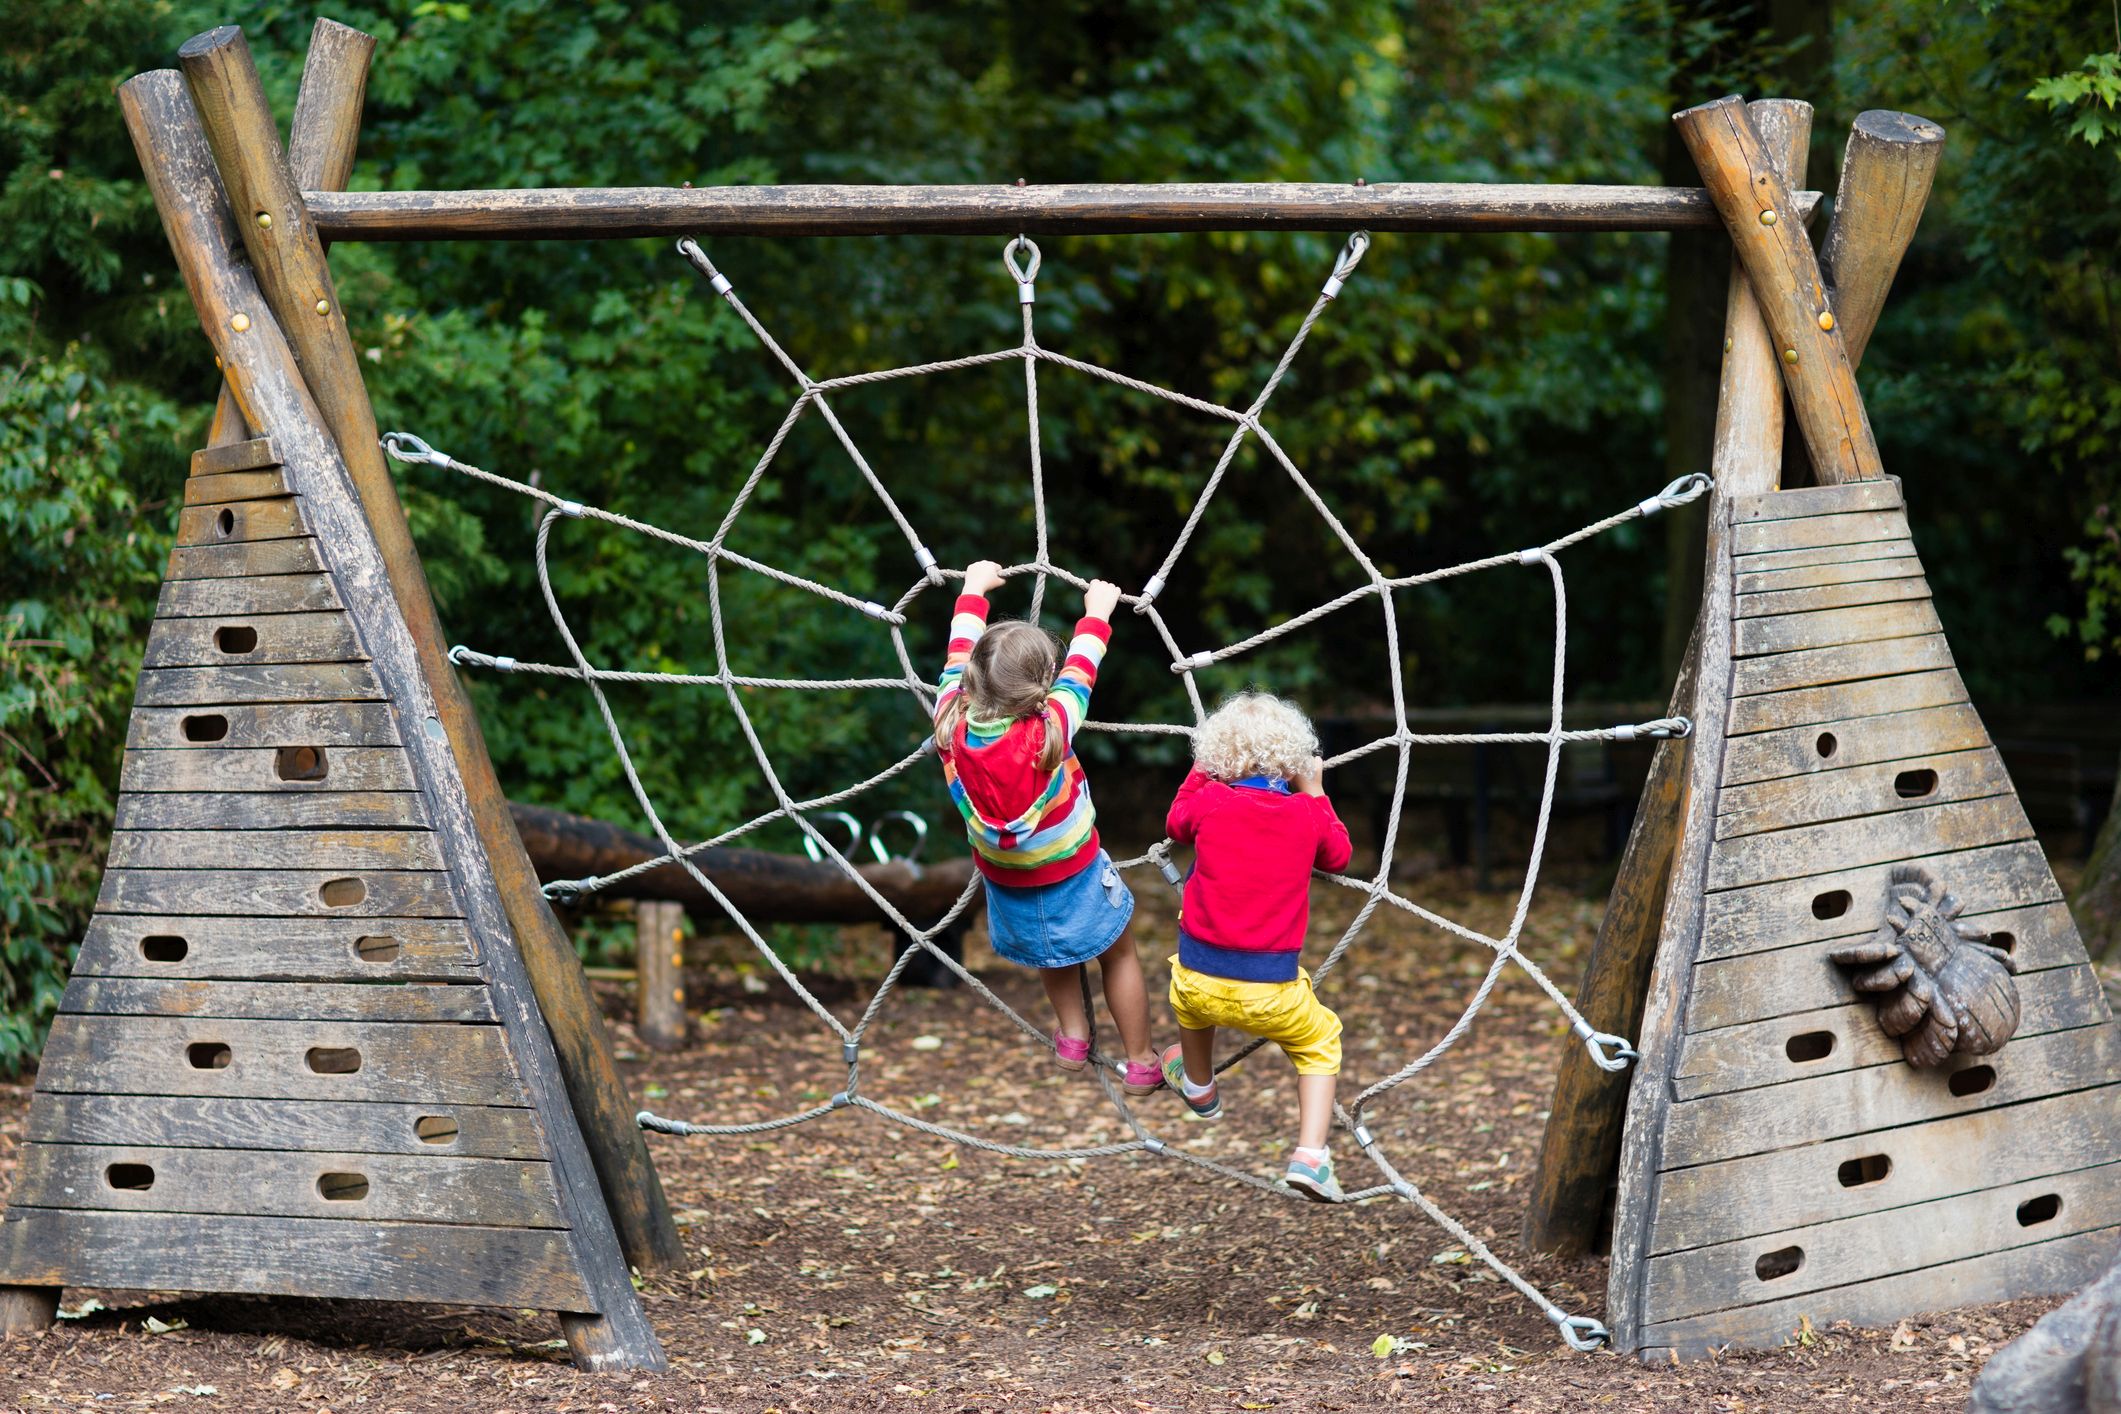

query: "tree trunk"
(2075, 757), (2121, 967)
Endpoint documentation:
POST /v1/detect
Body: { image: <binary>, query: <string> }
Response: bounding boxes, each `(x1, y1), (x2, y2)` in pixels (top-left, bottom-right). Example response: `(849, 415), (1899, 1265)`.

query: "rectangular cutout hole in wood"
(180, 713), (228, 742)
(414, 1114), (459, 1145)
(306, 1046), (362, 1075)
(104, 1162), (155, 1192)
(316, 1171), (370, 1202)
(1754, 1246), (1804, 1282)
(1948, 1064), (1997, 1098)
(1836, 1154), (1891, 1188)
(1811, 889), (1851, 921)
(318, 877), (366, 908)
(1989, 931), (2016, 954)
(215, 624), (258, 655)
(2017, 1193), (2061, 1227)
(1785, 1030), (1836, 1063)
(186, 1041), (231, 1070)
(1893, 767), (1939, 799)
(140, 934), (188, 963)
(354, 935), (401, 965)
(274, 745), (328, 782)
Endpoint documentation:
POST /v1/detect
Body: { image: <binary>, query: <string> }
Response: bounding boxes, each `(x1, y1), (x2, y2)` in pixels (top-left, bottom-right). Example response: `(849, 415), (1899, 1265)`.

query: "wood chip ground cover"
(0, 868), (2079, 1411)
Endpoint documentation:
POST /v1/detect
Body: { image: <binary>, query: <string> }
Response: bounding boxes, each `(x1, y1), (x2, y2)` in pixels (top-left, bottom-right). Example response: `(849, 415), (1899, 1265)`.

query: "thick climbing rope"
(380, 231), (1708, 1353)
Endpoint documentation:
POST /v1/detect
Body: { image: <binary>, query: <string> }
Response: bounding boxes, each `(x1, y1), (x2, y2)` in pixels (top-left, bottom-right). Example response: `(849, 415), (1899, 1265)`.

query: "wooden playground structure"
(0, 17), (2113, 1374)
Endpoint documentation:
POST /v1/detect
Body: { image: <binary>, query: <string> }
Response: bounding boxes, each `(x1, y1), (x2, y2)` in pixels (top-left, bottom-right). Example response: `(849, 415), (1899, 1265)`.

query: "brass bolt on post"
(1759, 209), (1778, 226)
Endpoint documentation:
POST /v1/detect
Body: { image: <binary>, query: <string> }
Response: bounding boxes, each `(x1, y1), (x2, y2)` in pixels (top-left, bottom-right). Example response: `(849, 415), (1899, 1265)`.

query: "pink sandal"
(1054, 1034), (1090, 1072)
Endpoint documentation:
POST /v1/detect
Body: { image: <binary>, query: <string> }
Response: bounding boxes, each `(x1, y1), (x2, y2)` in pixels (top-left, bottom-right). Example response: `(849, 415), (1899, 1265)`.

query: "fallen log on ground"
(509, 801), (980, 929)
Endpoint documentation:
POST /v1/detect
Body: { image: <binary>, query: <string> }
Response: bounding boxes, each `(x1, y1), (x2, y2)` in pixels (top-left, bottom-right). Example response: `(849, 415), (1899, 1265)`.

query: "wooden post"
(1673, 95), (1883, 485)
(0, 1285), (59, 1338)
(172, 24), (683, 1274)
(1523, 100), (1813, 1261)
(1819, 111), (1946, 370)
(635, 901), (688, 1051)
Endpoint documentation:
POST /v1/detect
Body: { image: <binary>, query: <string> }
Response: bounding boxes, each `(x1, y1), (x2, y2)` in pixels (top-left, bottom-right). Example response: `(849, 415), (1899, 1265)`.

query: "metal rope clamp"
(1003, 235), (1040, 306)
(1574, 1016), (1640, 1072)
(1321, 229), (1371, 300)
(1553, 1312), (1610, 1352)
(379, 430), (445, 466)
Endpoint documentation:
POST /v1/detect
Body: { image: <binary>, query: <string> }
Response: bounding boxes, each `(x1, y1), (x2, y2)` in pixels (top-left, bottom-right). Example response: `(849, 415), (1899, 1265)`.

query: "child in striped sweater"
(933, 560), (1161, 1094)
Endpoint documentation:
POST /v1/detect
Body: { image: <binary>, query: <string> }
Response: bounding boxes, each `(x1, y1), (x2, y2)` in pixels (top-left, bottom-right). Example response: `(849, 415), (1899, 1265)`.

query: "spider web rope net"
(381, 231), (1708, 1354)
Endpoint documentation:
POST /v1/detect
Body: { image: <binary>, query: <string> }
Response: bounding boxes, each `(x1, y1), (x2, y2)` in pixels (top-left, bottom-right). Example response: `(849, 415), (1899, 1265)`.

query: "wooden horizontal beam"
(304, 181), (1824, 242)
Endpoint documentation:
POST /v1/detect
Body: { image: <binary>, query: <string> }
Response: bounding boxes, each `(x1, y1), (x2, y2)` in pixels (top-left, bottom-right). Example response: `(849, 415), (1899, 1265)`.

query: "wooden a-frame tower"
(0, 19), (2111, 1371)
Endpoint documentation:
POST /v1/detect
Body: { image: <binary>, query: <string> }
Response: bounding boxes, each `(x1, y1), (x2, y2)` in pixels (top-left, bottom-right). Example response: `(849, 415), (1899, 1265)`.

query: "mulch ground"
(0, 864), (2073, 1412)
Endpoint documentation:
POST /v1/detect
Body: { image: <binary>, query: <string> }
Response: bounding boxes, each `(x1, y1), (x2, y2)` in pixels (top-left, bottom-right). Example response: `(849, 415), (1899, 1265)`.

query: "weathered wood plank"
(1700, 840), (2062, 961)
(175, 496), (308, 546)
(1735, 554), (1925, 598)
(1639, 1225), (2121, 1362)
(189, 437), (277, 477)
(1660, 1023), (2121, 1167)
(34, 1014), (522, 1106)
(1724, 537), (1919, 577)
(1821, 112), (1948, 370)
(1733, 599), (1944, 659)
(1672, 964), (2107, 1101)
(141, 612), (364, 669)
(120, 745), (415, 793)
(1734, 510), (1909, 557)
(95, 867), (459, 918)
(1648, 1083), (2121, 1253)
(74, 914), (479, 981)
(183, 468), (288, 505)
(107, 828), (446, 872)
(1735, 575), (1930, 620)
(116, 790), (430, 831)
(1723, 703), (1989, 787)
(126, 702), (399, 750)
(156, 572), (342, 618)
(1726, 665), (1968, 737)
(0, 1286), (58, 1336)
(1687, 902), (2079, 1030)
(135, 662), (386, 706)
(1644, 1165), (2121, 1324)
(1706, 793), (2035, 891)
(1716, 746), (2014, 839)
(25, 1092), (538, 1159)
(11, 1143), (561, 1228)
(1731, 480), (1904, 524)
(0, 1209), (593, 1311)
(166, 538), (326, 580)
(1729, 632), (1954, 698)
(62, 976), (496, 1024)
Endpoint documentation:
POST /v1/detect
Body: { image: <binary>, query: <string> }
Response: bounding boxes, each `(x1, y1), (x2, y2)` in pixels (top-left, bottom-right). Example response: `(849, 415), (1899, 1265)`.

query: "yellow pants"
(1167, 958), (1342, 1076)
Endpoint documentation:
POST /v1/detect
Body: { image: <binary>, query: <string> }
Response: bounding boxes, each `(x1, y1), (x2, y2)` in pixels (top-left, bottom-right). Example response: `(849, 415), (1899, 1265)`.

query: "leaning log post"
(173, 24), (683, 1274)
(1522, 99), (1812, 1261)
(1674, 95), (1883, 485)
(635, 901), (689, 1052)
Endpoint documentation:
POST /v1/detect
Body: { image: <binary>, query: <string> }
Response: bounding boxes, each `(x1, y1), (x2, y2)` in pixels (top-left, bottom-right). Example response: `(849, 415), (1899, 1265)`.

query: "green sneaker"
(1282, 1151), (1342, 1202)
(1160, 1044), (1222, 1121)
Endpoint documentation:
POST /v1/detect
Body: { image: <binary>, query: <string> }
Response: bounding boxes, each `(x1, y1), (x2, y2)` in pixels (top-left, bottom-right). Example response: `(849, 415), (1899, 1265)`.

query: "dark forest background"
(4, 0), (2118, 1065)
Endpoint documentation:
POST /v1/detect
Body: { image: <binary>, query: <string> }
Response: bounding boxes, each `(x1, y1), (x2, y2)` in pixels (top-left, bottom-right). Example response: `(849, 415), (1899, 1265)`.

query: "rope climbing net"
(381, 230), (1708, 1352)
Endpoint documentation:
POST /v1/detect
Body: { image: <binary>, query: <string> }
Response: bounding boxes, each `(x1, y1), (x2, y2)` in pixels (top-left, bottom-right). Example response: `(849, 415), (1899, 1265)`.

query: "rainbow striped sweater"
(935, 593), (1111, 887)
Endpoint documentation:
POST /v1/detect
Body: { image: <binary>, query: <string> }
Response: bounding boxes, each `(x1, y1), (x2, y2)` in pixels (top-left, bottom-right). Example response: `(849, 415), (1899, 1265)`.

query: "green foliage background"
(3, 0), (2116, 1067)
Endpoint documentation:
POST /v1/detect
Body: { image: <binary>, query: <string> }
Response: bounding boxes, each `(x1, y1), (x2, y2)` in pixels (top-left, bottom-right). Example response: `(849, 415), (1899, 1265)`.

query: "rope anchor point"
(1574, 1019), (1640, 1073)
(1554, 1313), (1611, 1352)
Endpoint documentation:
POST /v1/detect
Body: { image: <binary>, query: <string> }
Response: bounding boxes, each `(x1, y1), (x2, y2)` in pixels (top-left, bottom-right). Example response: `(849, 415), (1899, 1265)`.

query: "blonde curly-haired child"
(1160, 692), (1353, 1199)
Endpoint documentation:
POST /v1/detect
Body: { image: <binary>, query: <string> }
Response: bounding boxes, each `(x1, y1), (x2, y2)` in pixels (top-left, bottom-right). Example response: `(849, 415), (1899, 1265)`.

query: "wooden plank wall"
(1621, 478), (2121, 1358)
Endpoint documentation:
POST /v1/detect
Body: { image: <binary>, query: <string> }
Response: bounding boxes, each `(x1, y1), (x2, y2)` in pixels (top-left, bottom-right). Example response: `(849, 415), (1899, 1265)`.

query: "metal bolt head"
(229, 313), (250, 333)
(1759, 209), (1778, 226)
(255, 211), (272, 228)
(315, 298), (331, 315)
(1723, 337), (1732, 353)
(1817, 310), (1835, 332)
(1782, 347), (1799, 365)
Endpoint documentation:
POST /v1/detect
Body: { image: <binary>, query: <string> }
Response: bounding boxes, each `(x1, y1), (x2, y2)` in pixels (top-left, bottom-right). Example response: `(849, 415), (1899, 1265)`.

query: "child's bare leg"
(1094, 928), (1157, 1066)
(1040, 964), (1090, 1041)
(1178, 1025), (1217, 1088)
(1295, 1073), (1337, 1152)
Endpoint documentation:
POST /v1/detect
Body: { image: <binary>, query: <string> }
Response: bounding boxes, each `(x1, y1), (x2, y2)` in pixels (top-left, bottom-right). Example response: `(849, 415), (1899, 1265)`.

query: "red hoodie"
(1166, 768), (1353, 982)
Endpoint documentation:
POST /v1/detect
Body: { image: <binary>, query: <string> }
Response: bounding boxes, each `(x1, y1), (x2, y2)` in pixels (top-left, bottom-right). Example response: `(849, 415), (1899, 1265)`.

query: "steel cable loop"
(389, 234), (1697, 1353)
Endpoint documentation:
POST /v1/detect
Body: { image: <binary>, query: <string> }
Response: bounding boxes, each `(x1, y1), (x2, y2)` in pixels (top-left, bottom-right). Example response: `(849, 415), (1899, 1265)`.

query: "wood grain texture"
(1734, 575), (1930, 619)
(184, 468), (288, 504)
(156, 572), (343, 617)
(141, 612), (364, 669)
(1723, 703), (1990, 787)
(107, 828), (445, 871)
(25, 1092), (538, 1158)
(1734, 509), (1910, 556)
(126, 702), (399, 749)
(11, 1142), (558, 1227)
(286, 19), (374, 194)
(60, 975), (493, 1024)
(1648, 1083), (2121, 1251)
(34, 1013), (522, 1106)
(0, 1208), (592, 1311)
(1716, 746), (2013, 839)
(120, 746), (416, 793)
(0, 1286), (58, 1336)
(1726, 665), (1967, 736)
(95, 867), (459, 918)
(115, 790), (430, 831)
(74, 913), (479, 981)
(166, 538), (326, 580)
(1731, 480), (1903, 523)
(1733, 599), (1942, 658)
(190, 438), (276, 477)
(634, 900), (687, 1051)
(1734, 554), (1924, 597)
(1673, 94), (1884, 484)
(1729, 631), (1952, 697)
(304, 180), (1822, 242)
(1725, 536), (1919, 576)
(1820, 111), (1947, 369)
(134, 662), (385, 706)
(175, 496), (309, 546)
(1704, 792), (2034, 890)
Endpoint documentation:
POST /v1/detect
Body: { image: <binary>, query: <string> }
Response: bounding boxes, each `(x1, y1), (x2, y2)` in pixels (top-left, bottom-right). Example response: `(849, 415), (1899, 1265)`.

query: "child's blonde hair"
(935, 620), (1067, 772)
(1193, 692), (1319, 784)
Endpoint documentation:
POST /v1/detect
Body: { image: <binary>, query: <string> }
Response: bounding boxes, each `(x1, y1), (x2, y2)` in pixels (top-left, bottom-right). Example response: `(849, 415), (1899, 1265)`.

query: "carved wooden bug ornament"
(1830, 864), (2021, 1068)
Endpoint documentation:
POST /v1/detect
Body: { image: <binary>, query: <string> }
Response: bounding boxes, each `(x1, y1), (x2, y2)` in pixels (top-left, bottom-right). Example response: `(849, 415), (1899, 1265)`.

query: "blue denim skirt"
(983, 850), (1135, 970)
